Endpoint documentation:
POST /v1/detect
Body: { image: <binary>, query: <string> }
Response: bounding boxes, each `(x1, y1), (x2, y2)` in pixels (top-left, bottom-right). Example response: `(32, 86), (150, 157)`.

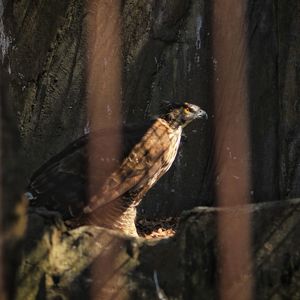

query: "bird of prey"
(27, 102), (207, 236)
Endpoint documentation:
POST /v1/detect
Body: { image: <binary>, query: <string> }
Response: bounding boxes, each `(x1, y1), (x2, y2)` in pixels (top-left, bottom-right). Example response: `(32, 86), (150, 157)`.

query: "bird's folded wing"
(29, 135), (89, 195)
(84, 120), (171, 213)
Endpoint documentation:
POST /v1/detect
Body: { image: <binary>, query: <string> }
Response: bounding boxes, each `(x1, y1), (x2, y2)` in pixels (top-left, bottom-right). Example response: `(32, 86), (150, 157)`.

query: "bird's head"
(161, 102), (208, 128)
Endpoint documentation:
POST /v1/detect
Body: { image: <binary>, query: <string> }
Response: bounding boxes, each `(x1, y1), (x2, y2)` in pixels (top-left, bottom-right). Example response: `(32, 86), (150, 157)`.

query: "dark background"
(1, 0), (300, 217)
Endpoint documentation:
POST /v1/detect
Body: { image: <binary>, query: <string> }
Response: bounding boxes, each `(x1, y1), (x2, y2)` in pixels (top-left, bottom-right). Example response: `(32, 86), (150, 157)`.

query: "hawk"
(27, 102), (207, 236)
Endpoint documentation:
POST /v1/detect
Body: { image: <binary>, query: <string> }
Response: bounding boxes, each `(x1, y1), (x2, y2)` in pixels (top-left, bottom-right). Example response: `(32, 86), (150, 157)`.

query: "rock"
(16, 199), (300, 299)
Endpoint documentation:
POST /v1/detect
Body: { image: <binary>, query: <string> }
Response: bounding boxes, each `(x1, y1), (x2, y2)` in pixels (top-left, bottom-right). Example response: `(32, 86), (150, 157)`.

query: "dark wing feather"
(29, 134), (89, 194)
(27, 122), (153, 218)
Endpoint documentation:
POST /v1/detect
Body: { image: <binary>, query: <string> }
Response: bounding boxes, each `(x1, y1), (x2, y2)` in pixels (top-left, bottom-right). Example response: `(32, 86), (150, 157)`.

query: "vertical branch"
(212, 0), (253, 299)
(86, 0), (123, 195)
(86, 0), (125, 299)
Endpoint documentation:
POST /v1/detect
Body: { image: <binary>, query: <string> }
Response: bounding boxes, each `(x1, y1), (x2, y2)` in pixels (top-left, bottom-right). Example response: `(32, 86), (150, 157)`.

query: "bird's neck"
(161, 116), (183, 129)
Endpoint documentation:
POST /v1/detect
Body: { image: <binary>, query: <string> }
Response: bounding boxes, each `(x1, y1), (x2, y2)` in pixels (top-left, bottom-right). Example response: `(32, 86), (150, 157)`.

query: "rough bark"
(3, 0), (87, 180)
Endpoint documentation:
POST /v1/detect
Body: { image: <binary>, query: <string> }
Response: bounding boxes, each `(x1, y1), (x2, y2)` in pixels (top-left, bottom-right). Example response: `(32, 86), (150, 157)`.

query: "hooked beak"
(197, 109), (208, 120)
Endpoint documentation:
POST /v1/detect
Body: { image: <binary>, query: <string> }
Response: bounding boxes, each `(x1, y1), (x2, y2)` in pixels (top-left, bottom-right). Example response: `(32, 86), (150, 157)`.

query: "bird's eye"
(183, 107), (191, 114)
